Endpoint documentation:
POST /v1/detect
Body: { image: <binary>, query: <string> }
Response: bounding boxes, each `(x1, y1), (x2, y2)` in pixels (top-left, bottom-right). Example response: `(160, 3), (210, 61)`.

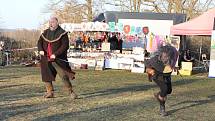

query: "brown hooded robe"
(37, 26), (75, 82)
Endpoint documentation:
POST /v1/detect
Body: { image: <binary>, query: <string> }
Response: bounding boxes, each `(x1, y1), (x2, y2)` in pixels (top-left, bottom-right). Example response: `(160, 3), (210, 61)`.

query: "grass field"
(0, 66), (215, 121)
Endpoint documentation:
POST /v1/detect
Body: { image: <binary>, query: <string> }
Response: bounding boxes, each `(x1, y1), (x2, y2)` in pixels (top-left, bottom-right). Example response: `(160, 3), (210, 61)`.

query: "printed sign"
(209, 30), (215, 78)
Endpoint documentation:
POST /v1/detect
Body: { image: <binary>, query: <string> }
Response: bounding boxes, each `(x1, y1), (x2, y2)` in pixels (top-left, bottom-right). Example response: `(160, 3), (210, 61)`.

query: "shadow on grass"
(0, 76), (24, 81)
(172, 78), (200, 86)
(33, 99), (155, 121)
(0, 84), (46, 120)
(0, 85), (44, 102)
(0, 92), (43, 102)
(168, 94), (215, 115)
(79, 84), (156, 99)
(0, 66), (40, 80)
(0, 104), (48, 121)
(79, 78), (200, 99)
(0, 84), (27, 89)
(0, 80), (9, 82)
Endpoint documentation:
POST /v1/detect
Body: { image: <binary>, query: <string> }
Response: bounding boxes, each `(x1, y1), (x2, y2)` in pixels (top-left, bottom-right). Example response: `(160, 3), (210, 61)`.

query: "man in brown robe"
(37, 17), (77, 99)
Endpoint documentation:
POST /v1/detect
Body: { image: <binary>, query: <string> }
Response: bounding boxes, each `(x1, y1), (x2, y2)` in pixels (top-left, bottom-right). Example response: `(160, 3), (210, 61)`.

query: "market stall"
(63, 11), (185, 73)
(170, 8), (215, 77)
(67, 48), (145, 72)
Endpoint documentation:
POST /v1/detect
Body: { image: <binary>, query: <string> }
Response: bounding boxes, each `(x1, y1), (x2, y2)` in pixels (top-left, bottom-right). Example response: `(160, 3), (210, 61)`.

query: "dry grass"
(0, 66), (215, 121)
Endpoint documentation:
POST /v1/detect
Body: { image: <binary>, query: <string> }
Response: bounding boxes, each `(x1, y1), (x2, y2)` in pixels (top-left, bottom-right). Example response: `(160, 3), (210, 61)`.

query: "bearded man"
(37, 17), (77, 99)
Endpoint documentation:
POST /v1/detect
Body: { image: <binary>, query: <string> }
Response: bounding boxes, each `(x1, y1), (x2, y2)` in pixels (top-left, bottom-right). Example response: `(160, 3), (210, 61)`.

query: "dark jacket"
(145, 55), (165, 73)
(37, 26), (75, 82)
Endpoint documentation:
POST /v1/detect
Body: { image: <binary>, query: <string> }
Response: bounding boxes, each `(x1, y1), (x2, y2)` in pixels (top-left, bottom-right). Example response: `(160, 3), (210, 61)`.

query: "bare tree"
(86, 0), (93, 21)
(44, 0), (94, 23)
(42, 0), (215, 25)
(104, 0), (215, 19)
(2, 29), (41, 48)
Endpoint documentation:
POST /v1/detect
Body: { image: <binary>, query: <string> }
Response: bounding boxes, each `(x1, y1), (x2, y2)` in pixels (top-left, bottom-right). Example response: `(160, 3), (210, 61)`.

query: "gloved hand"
(49, 54), (56, 62)
(39, 51), (44, 56)
(146, 68), (155, 82)
(50, 54), (56, 59)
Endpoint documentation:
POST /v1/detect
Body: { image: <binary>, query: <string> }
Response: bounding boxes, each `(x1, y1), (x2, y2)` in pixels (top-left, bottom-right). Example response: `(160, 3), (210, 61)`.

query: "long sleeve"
(37, 36), (44, 51)
(53, 34), (69, 56)
(145, 56), (165, 73)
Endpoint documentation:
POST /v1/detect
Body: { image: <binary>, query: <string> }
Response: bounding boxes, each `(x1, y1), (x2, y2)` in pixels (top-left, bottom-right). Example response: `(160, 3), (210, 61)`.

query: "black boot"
(160, 101), (168, 116)
(154, 93), (168, 116)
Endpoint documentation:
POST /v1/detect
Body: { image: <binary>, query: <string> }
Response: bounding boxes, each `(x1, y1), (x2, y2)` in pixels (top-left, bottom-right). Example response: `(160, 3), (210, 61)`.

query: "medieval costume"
(37, 25), (77, 99)
(145, 45), (178, 116)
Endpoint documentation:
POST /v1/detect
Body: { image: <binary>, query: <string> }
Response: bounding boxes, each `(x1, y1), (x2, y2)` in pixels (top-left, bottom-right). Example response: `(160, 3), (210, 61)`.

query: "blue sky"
(0, 0), (50, 29)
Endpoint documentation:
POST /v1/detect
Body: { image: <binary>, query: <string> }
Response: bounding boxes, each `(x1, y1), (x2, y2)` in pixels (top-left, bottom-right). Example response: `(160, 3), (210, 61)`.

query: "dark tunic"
(145, 45), (178, 79)
(145, 45), (178, 97)
(145, 55), (165, 73)
(37, 26), (75, 82)
(145, 45), (178, 72)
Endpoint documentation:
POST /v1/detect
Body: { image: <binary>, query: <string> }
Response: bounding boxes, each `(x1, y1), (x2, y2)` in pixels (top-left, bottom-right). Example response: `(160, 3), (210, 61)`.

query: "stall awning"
(170, 8), (215, 35)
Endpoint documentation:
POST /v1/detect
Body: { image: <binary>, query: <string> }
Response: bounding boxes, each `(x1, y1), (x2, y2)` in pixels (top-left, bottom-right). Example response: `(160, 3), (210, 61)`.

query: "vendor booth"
(93, 11), (186, 51)
(170, 8), (215, 77)
(63, 11), (186, 73)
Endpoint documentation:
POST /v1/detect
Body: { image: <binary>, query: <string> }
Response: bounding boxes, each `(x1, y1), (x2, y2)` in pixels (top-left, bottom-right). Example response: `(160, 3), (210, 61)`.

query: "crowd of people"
(70, 31), (123, 52)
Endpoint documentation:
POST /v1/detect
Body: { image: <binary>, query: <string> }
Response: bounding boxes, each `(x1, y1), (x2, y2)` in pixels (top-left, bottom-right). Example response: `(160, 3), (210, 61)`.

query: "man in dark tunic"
(145, 45), (178, 116)
(37, 17), (77, 99)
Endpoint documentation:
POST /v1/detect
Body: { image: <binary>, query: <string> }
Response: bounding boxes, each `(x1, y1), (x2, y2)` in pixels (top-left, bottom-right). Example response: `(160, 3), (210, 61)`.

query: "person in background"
(117, 33), (123, 53)
(144, 49), (150, 58)
(183, 49), (195, 62)
(37, 17), (77, 99)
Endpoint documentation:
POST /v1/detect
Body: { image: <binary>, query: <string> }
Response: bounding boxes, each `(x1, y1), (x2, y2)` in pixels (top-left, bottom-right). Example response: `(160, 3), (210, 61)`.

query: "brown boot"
(63, 76), (77, 99)
(44, 82), (54, 98)
(70, 90), (78, 99)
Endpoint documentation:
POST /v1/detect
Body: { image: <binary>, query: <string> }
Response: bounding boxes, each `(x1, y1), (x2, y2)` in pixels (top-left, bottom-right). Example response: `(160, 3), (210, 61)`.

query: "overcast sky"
(0, 0), (50, 29)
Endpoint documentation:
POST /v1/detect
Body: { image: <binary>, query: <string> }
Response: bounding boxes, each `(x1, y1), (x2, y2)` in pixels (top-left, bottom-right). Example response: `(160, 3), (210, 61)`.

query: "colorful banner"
(108, 22), (115, 32)
(60, 22), (109, 32)
(130, 26), (136, 35)
(209, 30), (215, 78)
(118, 19), (173, 35)
(116, 23), (123, 32)
(135, 27), (142, 35)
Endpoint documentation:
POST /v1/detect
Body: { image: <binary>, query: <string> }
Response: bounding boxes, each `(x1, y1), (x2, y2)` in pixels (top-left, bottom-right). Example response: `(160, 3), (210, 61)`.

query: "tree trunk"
(86, 0), (93, 21)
